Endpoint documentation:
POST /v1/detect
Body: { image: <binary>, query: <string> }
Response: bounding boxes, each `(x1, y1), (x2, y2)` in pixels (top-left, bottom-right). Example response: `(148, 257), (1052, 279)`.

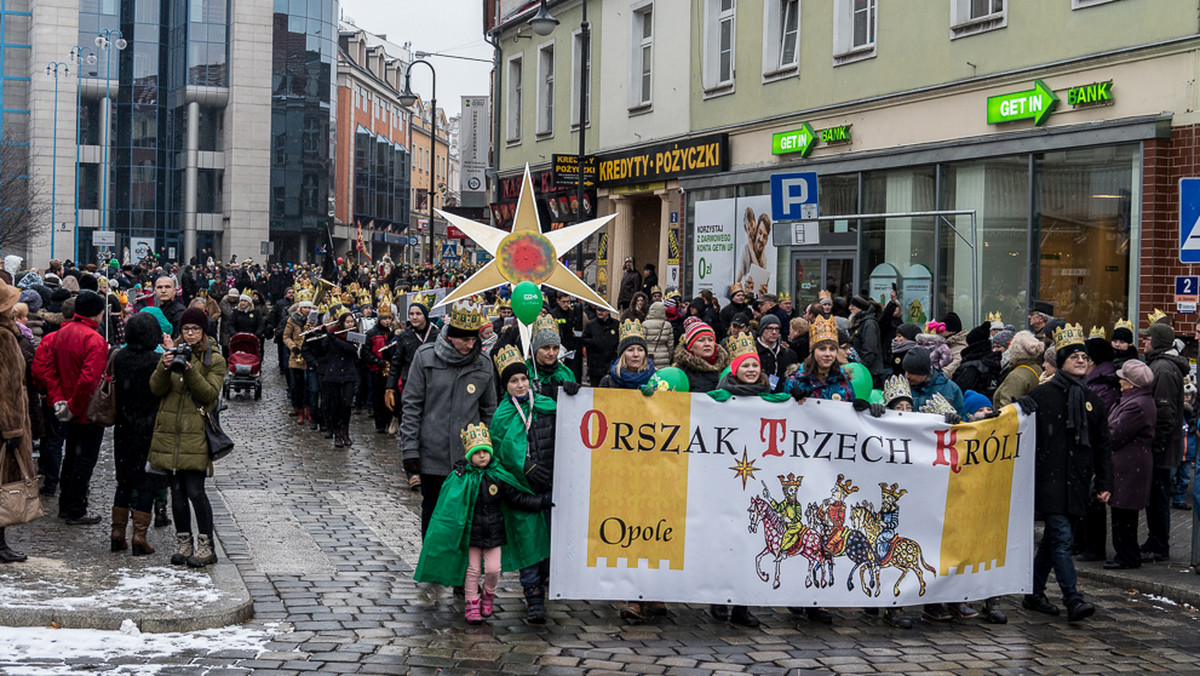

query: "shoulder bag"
(190, 392), (234, 461)
(0, 443), (44, 527)
(86, 349), (119, 427)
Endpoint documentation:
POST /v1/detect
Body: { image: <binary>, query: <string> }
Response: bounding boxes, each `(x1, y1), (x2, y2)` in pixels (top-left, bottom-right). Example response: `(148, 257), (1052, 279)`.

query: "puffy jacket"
(1147, 348), (1188, 469)
(468, 467), (549, 548)
(642, 302), (675, 367)
(993, 360), (1041, 409)
(31, 316), (109, 422)
(848, 308), (885, 379)
(321, 331), (360, 383)
(910, 370), (966, 418)
(364, 321), (396, 374)
(282, 312), (307, 369)
(147, 342), (226, 473)
(524, 408), (557, 494)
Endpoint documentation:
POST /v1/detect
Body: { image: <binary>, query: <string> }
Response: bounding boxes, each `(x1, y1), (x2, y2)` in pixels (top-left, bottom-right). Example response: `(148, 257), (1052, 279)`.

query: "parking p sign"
(770, 172), (818, 222)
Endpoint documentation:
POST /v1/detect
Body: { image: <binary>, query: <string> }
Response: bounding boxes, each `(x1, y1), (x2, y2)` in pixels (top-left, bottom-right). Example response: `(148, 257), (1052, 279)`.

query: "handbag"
(86, 349), (119, 427)
(191, 394), (234, 461)
(0, 442), (44, 527)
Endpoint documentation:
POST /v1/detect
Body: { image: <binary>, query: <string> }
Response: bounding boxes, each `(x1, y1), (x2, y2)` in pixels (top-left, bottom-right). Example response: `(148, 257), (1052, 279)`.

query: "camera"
(167, 345), (192, 373)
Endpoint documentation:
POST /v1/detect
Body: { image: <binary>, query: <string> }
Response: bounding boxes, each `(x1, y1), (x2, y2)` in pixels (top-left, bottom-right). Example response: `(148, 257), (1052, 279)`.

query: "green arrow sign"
(772, 122), (817, 157)
(986, 80), (1059, 126)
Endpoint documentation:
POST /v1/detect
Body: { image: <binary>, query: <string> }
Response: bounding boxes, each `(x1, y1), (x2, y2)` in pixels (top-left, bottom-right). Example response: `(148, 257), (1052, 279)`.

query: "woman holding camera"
(148, 307), (226, 568)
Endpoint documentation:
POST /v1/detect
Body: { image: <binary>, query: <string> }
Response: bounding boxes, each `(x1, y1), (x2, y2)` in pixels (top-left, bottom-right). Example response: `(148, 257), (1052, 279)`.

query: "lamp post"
(398, 59), (437, 267)
(94, 28), (127, 255)
(68, 45), (96, 264)
(45, 61), (70, 261)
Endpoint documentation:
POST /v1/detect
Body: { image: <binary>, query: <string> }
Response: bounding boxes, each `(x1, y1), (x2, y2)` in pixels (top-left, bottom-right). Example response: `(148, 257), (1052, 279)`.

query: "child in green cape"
(413, 422), (551, 624)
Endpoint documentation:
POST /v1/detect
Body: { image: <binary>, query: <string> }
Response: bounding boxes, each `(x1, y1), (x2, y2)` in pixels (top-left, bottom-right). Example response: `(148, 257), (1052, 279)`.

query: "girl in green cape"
(413, 422), (550, 624)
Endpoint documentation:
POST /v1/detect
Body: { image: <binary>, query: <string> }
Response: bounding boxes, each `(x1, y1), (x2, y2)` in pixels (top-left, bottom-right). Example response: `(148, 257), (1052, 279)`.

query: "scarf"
(1049, 370), (1091, 449)
(608, 357), (656, 388)
(490, 392), (557, 485)
(434, 334), (481, 366)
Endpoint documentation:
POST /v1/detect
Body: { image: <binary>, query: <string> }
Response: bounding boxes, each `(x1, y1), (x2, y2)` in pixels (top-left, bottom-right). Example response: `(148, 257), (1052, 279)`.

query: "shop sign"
(612, 181), (667, 195)
(552, 154), (596, 188)
(820, 124), (852, 145)
(667, 229), (680, 265)
(596, 133), (728, 187)
(772, 123), (816, 157)
(1066, 81), (1113, 107)
(986, 80), (1058, 126)
(597, 232), (608, 266)
(1176, 276), (1198, 314)
(446, 224), (466, 239)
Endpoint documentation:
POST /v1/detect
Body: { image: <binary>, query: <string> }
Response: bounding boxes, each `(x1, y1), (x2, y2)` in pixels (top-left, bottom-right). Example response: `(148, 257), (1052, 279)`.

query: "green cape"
(413, 462), (550, 587)
(490, 393), (557, 489)
(527, 358), (576, 388)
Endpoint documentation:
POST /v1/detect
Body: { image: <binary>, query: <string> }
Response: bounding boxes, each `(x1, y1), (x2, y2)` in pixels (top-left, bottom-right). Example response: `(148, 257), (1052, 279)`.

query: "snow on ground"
(0, 621), (284, 675)
(0, 564), (224, 612)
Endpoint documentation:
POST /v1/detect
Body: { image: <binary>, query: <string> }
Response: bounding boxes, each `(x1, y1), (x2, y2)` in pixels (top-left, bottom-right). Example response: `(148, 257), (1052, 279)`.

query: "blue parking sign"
(1180, 178), (1200, 263)
(770, 172), (819, 222)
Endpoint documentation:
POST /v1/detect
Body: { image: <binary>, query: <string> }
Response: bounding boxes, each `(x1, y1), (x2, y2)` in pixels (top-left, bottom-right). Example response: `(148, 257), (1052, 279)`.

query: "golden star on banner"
(730, 448), (759, 491)
(432, 164), (617, 313)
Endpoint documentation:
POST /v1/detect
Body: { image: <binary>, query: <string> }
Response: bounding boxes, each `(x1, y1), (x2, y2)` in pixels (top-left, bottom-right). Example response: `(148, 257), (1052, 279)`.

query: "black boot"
(0, 527), (27, 563)
(729, 605), (759, 627)
(523, 586), (547, 624)
(153, 501), (171, 528)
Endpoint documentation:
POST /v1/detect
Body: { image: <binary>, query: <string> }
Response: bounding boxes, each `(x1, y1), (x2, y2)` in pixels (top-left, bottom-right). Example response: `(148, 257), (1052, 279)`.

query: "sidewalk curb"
(0, 536), (254, 633)
(1077, 564), (1200, 608)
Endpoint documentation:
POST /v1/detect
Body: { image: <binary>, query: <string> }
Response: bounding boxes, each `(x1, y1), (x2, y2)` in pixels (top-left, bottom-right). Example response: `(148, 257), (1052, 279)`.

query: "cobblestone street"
(4, 370), (1200, 675)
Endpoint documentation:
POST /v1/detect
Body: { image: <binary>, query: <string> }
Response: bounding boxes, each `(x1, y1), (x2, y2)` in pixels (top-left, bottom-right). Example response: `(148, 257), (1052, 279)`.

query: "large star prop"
(432, 164), (617, 313)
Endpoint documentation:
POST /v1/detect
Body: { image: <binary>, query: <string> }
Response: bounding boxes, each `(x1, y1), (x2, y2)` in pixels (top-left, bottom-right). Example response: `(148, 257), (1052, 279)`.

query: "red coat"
(32, 316), (109, 423)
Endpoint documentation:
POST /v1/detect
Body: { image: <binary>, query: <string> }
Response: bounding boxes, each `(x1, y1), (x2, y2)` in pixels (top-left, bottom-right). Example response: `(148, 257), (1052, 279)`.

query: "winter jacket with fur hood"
(672, 342), (731, 394)
(993, 331), (1044, 409)
(642, 301), (675, 367)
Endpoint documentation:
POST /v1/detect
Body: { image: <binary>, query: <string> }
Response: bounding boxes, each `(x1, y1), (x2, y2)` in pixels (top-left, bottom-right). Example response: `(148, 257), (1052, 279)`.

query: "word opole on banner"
(550, 391), (1034, 607)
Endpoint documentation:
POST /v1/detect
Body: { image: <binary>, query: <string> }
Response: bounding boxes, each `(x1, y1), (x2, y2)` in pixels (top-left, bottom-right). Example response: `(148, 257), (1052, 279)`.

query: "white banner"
(550, 390), (1034, 606)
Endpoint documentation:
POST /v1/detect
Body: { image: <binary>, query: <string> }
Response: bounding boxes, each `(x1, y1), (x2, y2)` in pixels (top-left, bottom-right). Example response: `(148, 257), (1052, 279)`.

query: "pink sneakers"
(480, 591), (495, 618)
(465, 599), (483, 624)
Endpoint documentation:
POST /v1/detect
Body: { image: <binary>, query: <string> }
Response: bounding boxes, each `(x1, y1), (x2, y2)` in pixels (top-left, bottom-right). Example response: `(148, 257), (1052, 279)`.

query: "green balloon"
(511, 281), (544, 325)
(843, 362), (873, 400)
(868, 389), (885, 406)
(651, 366), (690, 392)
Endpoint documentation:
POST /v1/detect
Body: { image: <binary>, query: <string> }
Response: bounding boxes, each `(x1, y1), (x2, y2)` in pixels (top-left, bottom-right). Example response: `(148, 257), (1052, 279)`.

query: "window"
(1071, 0), (1118, 8)
(571, 28), (591, 128)
(630, 3), (654, 109)
(950, 0), (1006, 39)
(703, 0), (737, 92)
(832, 0), (875, 65)
(536, 41), (554, 136)
(506, 55), (522, 143)
(762, 0), (799, 78)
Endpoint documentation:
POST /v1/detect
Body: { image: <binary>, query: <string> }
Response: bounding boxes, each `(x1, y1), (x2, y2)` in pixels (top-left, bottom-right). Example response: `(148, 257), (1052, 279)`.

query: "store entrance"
(790, 250), (857, 311)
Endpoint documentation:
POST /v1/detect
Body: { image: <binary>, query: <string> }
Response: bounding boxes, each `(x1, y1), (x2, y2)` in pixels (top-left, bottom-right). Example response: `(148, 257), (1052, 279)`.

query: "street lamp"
(45, 61), (70, 261)
(528, 0), (560, 36)
(68, 45), (96, 264)
(399, 59), (436, 267)
(94, 28), (127, 253)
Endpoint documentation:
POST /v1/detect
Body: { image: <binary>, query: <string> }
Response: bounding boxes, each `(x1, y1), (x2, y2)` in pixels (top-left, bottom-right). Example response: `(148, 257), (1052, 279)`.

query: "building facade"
(489, 0), (1200, 336)
(408, 96), (451, 266)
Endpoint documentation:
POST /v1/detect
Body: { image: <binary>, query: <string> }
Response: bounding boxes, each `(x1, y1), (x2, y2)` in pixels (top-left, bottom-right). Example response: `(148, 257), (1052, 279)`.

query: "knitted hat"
(896, 322), (921, 341)
(618, 318), (648, 356)
(901, 347), (932, 376)
(1147, 323), (1174, 351)
(227, 288), (239, 298)
(74, 290), (106, 318)
(19, 288), (42, 312)
(530, 313), (561, 352)
(460, 423), (493, 458)
(78, 274), (98, 292)
(180, 306), (210, 332)
(758, 314), (780, 332)
(963, 390), (992, 417)
(1112, 318), (1134, 343)
(239, 293), (253, 304)
(1116, 360), (1154, 389)
(682, 316), (715, 352)
(941, 312), (962, 334)
(850, 295), (870, 311)
(493, 344), (528, 386)
(990, 329), (1014, 350)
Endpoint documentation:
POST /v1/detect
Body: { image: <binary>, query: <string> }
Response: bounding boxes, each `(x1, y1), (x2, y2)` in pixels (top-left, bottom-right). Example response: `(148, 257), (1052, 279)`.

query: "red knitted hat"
(682, 317), (715, 352)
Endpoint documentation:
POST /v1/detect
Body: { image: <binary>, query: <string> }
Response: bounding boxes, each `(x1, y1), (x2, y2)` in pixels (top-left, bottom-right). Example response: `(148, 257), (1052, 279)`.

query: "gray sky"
(339, 0), (495, 118)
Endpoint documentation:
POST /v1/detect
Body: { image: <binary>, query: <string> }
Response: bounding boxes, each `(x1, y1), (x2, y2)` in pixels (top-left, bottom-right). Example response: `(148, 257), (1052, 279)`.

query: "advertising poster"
(691, 199), (737, 298)
(733, 195), (778, 298)
(550, 390), (1034, 607)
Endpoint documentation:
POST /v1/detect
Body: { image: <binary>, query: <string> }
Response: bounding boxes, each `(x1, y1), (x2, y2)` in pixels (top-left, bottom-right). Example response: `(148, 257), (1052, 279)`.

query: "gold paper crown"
(411, 291), (437, 310)
(460, 422), (492, 455)
(531, 312), (558, 337)
(778, 292), (791, 302)
(810, 315), (839, 346)
(778, 473), (803, 489)
(1088, 326), (1106, 340)
(493, 344), (524, 376)
(317, 302), (329, 316)
(494, 297), (511, 311)
(879, 482), (908, 500)
(1115, 318), (1134, 333)
(833, 473), (859, 498)
(619, 318), (644, 343)
(1147, 308), (1168, 326)
(919, 392), (957, 417)
(295, 288), (313, 302)
(377, 303), (393, 318)
(728, 331), (757, 359)
(987, 311), (1002, 323)
(1053, 322), (1086, 352)
(882, 374), (912, 405)
(448, 300), (487, 331)
(817, 290), (832, 301)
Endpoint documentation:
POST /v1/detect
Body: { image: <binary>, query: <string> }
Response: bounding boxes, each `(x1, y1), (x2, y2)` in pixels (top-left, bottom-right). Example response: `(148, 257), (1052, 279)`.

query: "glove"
(402, 458), (421, 476)
(291, 347), (300, 357)
(384, 389), (396, 411)
(53, 400), (73, 422)
(407, 474), (422, 491)
(4, 438), (18, 452)
(524, 459), (552, 488)
(539, 494), (554, 510)
(640, 383), (657, 396)
(869, 402), (886, 418)
(561, 381), (581, 396)
(1016, 395), (1038, 415)
(852, 399), (869, 412)
(944, 411), (962, 425)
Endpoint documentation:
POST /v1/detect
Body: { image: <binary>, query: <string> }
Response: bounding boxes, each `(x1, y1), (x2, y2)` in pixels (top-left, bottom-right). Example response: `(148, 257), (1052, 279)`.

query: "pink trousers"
(465, 546), (501, 602)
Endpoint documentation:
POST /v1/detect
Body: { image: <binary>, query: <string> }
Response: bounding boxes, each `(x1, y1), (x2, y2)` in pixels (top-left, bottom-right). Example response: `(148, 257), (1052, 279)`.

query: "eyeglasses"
(181, 326), (203, 334)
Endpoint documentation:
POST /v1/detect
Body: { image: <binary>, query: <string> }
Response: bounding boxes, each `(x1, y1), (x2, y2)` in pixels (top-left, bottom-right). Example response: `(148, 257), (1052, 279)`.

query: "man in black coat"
(581, 307), (619, 386)
(848, 295), (885, 388)
(1023, 330), (1112, 623)
(718, 288), (750, 341)
(1142, 323), (1188, 562)
(152, 275), (186, 334)
(617, 258), (639, 310)
(551, 293), (583, 382)
(755, 315), (796, 392)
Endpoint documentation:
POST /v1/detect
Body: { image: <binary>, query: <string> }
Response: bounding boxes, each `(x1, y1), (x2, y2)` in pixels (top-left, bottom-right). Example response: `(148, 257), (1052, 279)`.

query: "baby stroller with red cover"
(225, 332), (262, 399)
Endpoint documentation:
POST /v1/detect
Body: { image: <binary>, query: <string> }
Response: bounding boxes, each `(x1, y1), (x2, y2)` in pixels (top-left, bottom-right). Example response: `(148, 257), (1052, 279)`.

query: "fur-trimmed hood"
(672, 342), (731, 373)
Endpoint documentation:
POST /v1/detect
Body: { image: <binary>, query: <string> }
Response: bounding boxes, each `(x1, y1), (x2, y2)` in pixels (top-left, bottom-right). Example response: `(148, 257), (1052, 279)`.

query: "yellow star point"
(730, 449), (759, 491)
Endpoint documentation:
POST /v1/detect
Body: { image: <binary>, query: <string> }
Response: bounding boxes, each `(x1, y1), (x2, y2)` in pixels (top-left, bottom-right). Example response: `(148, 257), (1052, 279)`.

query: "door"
(791, 251), (857, 311)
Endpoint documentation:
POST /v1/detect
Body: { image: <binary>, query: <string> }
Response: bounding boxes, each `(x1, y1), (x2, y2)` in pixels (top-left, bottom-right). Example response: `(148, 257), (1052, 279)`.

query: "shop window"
(861, 167), (937, 323)
(950, 0), (1006, 40)
(571, 28), (590, 128)
(702, 0), (735, 93)
(630, 2), (653, 110)
(1033, 145), (1136, 332)
(763, 0), (799, 79)
(833, 0), (875, 65)
(536, 41), (554, 137)
(506, 55), (522, 143)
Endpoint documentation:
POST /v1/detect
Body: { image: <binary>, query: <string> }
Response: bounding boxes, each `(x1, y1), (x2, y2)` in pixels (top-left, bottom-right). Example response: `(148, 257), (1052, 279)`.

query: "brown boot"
(342, 425), (353, 447)
(131, 511), (155, 556)
(333, 427), (345, 448)
(111, 507), (130, 552)
(295, 408), (305, 424)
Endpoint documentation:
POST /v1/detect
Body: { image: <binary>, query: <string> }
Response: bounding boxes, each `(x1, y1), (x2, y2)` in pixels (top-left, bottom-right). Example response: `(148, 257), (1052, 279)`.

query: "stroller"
(224, 332), (263, 400)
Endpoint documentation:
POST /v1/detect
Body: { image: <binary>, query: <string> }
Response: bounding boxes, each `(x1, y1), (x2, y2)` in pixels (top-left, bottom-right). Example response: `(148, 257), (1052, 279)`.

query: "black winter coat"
(321, 333), (360, 384)
(230, 308), (264, 337)
(386, 323), (439, 390)
(848, 308), (885, 379)
(524, 409), (557, 494)
(1027, 375), (1113, 517)
(468, 467), (549, 548)
(756, 340), (797, 391)
(1147, 348), (1188, 469)
(582, 316), (620, 379)
(112, 321), (165, 489)
(300, 332), (327, 375)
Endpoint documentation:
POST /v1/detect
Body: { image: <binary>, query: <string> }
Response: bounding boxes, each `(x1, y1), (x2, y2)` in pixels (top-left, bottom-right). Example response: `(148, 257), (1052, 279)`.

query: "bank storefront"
(681, 68), (1164, 331)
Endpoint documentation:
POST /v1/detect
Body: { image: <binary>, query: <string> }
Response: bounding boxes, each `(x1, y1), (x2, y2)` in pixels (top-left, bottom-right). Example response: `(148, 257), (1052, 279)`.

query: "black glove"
(524, 459), (552, 488)
(1016, 396), (1038, 415)
(852, 399), (869, 412)
(561, 381), (581, 396)
(291, 347), (300, 357)
(402, 458), (421, 476)
(869, 402), (885, 418)
(4, 437), (18, 452)
(539, 494), (554, 510)
(944, 411), (962, 425)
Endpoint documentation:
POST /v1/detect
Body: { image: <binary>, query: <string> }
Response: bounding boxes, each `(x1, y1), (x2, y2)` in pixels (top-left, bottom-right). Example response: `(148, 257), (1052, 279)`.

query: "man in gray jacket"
(400, 299), (497, 537)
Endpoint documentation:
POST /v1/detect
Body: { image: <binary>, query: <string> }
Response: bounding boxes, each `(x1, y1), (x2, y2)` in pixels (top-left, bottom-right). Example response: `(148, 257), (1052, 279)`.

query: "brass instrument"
(313, 277), (336, 307)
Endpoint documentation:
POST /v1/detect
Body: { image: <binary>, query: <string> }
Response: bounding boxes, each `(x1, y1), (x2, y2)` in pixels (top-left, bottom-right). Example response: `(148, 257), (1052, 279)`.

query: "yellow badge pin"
(467, 383), (477, 394)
